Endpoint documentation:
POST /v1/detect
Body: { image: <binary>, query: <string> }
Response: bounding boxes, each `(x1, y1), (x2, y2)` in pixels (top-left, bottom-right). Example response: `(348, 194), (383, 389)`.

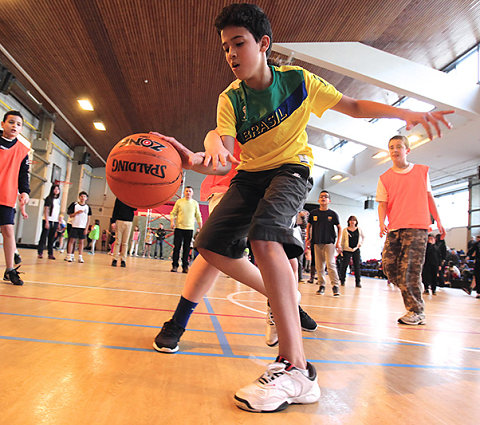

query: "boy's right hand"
(149, 132), (195, 169)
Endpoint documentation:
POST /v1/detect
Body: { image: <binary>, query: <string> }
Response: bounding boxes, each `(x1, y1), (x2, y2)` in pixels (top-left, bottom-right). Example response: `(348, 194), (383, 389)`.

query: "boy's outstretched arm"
(332, 95), (454, 140)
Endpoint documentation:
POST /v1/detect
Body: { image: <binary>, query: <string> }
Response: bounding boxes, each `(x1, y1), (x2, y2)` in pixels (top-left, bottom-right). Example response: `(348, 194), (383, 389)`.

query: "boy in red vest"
(377, 135), (445, 325)
(0, 110), (30, 285)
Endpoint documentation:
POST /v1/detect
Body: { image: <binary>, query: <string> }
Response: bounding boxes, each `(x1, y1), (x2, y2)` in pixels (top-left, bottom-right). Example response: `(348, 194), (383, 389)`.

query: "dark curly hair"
(214, 3), (272, 58)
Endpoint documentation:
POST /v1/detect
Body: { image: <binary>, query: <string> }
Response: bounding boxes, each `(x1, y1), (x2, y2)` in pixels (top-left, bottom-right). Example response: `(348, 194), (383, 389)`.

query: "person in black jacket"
(466, 235), (480, 298)
(435, 234), (447, 287)
(422, 234), (441, 295)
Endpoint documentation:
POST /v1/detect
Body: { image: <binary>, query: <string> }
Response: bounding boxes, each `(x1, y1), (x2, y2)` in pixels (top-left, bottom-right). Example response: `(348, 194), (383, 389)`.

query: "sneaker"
(111, 259), (117, 267)
(48, 255), (56, 260)
(316, 286), (325, 295)
(333, 286), (340, 296)
(14, 252), (22, 265)
(423, 289), (429, 295)
(397, 311), (426, 325)
(37, 253), (43, 259)
(67, 255), (74, 262)
(265, 305), (278, 347)
(182, 266), (189, 273)
(476, 294), (480, 299)
(461, 287), (472, 296)
(340, 281), (345, 286)
(3, 266), (24, 286)
(432, 291), (437, 295)
(78, 256), (84, 263)
(121, 260), (126, 268)
(234, 356), (321, 412)
(299, 306), (317, 332)
(153, 319), (185, 353)
(307, 278), (314, 284)
(355, 283), (362, 288)
(171, 267), (178, 272)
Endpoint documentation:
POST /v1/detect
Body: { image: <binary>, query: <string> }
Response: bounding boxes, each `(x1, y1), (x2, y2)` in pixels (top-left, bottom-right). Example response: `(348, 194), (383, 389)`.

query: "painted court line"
(202, 297), (234, 356)
(227, 290), (480, 354)
(1, 335), (478, 371)
(5, 311), (472, 349)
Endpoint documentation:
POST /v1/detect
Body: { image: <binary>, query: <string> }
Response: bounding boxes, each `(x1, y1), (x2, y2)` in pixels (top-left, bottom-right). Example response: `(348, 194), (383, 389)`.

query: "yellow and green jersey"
(217, 65), (342, 172)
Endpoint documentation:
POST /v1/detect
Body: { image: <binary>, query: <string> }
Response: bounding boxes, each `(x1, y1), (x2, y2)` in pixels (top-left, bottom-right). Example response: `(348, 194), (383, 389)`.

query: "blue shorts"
(0, 205), (16, 226)
(195, 164), (312, 259)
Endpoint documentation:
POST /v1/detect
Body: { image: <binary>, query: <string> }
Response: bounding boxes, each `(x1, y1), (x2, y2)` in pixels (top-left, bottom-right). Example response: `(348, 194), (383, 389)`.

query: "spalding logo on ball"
(106, 133), (182, 208)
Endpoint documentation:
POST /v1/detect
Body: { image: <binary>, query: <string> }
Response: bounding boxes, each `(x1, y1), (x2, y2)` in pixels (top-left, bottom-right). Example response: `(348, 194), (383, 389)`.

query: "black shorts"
(195, 164), (312, 259)
(0, 205), (16, 226)
(70, 227), (86, 239)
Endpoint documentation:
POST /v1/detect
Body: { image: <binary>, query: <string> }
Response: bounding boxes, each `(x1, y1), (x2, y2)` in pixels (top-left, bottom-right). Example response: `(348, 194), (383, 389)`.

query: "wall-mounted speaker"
(364, 199), (374, 210)
(78, 152), (90, 165)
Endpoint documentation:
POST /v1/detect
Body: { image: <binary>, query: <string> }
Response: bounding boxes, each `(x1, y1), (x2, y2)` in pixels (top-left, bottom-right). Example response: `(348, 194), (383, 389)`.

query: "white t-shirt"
(48, 198), (61, 222)
(68, 202), (92, 229)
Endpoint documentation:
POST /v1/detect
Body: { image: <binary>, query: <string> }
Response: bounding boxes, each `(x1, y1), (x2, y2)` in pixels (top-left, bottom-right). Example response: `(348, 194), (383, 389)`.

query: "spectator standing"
(130, 226), (140, 256)
(339, 215), (364, 288)
(111, 198), (136, 268)
(422, 233), (441, 295)
(306, 190), (342, 296)
(88, 220), (100, 254)
(170, 186), (202, 273)
(154, 224), (167, 259)
(37, 184), (61, 260)
(65, 191), (91, 263)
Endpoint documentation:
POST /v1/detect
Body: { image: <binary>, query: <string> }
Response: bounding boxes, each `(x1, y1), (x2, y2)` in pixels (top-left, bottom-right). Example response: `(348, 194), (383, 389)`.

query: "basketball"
(106, 133), (182, 209)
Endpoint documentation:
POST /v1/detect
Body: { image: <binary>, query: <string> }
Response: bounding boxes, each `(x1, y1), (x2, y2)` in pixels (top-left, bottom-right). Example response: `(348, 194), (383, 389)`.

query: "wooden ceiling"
(0, 0), (479, 168)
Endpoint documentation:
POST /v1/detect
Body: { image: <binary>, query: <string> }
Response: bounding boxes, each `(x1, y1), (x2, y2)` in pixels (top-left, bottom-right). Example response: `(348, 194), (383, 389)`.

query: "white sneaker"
(397, 311), (426, 325)
(78, 256), (84, 263)
(265, 305), (278, 347)
(234, 357), (321, 412)
(67, 255), (73, 262)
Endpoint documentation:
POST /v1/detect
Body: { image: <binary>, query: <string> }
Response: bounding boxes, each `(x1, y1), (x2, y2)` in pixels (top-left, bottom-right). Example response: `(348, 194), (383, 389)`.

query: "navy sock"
(172, 296), (198, 329)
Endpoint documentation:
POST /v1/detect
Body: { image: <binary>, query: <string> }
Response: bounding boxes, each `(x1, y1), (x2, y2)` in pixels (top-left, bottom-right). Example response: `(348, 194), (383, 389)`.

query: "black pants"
(339, 250), (361, 285)
(172, 228), (193, 268)
(37, 220), (58, 256)
(154, 240), (164, 258)
(422, 263), (438, 292)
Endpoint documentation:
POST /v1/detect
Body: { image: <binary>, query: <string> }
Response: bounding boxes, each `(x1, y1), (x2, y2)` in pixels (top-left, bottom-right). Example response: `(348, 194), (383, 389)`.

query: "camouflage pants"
(382, 229), (428, 314)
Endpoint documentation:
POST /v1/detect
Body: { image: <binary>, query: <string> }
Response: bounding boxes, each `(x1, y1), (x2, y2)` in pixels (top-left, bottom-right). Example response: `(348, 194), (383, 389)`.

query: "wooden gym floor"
(1, 248), (479, 425)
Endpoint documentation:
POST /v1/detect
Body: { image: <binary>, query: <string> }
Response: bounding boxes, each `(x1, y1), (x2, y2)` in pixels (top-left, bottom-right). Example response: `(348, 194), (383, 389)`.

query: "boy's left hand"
(403, 109), (454, 140)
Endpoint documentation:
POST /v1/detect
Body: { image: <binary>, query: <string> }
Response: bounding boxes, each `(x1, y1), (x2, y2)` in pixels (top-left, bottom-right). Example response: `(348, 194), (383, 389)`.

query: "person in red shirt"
(0, 111), (30, 285)
(377, 135), (445, 325)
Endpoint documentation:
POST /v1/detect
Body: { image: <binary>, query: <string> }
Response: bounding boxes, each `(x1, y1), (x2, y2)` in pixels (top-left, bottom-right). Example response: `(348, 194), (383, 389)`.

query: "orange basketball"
(106, 133), (182, 208)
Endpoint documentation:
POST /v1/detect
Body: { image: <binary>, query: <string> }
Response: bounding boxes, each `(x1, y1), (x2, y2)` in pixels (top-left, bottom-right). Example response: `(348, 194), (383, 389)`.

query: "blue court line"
(2, 311), (479, 350)
(202, 297), (234, 356)
(1, 335), (479, 371)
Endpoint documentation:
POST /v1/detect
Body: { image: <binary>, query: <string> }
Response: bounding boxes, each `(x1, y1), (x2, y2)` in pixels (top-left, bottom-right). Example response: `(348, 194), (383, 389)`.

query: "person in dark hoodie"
(422, 233), (441, 295)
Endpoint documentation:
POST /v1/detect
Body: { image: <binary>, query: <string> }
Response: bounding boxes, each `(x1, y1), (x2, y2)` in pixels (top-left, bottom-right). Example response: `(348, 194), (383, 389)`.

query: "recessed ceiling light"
(331, 174), (343, 180)
(339, 176), (349, 183)
(407, 134), (421, 143)
(372, 151), (389, 159)
(77, 99), (94, 111)
(93, 121), (106, 131)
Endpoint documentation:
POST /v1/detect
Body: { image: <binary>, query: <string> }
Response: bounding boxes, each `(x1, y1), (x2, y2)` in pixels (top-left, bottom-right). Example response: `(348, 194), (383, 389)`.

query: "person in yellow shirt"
(170, 186), (202, 273)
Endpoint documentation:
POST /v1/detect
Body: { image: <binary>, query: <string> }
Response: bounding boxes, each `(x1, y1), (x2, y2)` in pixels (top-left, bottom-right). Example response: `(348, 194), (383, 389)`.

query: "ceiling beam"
(309, 144), (353, 175)
(273, 42), (480, 118)
(308, 110), (392, 150)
